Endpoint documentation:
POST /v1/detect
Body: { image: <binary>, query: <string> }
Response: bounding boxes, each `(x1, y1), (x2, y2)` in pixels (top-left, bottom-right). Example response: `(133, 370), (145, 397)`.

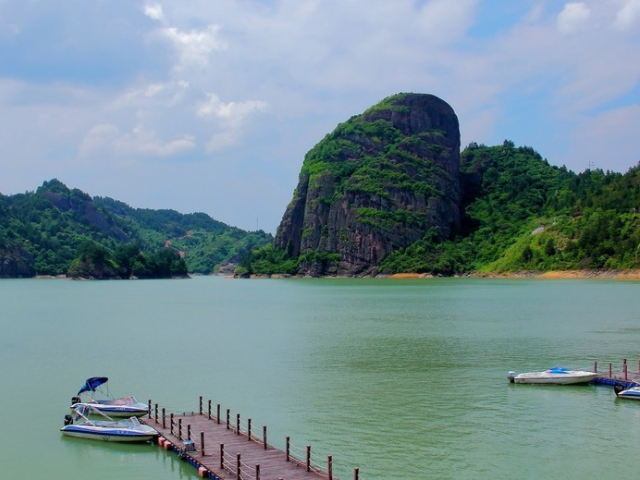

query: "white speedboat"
(61, 405), (158, 442)
(508, 367), (597, 385)
(71, 377), (149, 418)
(614, 383), (640, 399)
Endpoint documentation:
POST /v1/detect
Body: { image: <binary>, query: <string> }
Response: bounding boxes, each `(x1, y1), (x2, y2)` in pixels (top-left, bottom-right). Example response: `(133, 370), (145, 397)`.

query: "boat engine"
(507, 371), (517, 383)
(64, 414), (74, 426)
(71, 396), (81, 405)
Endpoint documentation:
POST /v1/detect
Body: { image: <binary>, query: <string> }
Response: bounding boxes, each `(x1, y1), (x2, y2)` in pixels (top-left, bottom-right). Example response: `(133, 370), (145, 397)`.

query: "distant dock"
(592, 359), (639, 388)
(141, 397), (368, 480)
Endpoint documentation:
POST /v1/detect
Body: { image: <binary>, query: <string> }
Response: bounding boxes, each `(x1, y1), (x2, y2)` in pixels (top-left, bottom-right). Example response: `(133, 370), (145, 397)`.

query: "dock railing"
(145, 396), (379, 480)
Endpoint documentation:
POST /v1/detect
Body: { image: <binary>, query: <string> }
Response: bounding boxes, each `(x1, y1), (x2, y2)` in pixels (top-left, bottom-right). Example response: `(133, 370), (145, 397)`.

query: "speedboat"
(71, 377), (149, 418)
(61, 405), (158, 442)
(508, 367), (597, 385)
(614, 383), (640, 399)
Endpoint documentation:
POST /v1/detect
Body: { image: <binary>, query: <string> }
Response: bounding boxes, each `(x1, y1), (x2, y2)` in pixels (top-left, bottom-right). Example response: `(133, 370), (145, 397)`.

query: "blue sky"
(1, 0), (639, 233)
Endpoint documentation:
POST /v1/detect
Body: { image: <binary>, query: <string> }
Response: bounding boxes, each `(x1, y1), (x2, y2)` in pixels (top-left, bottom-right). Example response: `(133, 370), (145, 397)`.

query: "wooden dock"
(141, 398), (359, 480)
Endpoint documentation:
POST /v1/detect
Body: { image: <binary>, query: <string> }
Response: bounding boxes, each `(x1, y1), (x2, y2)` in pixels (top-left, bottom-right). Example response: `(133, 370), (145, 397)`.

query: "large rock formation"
(274, 93), (462, 276)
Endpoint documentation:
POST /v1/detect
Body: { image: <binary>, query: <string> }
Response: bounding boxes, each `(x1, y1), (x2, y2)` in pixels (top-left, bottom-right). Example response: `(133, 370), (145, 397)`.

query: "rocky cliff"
(274, 93), (462, 276)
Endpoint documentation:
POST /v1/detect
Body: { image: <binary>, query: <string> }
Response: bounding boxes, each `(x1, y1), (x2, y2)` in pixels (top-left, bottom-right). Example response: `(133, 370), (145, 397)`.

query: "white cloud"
(144, 3), (164, 22)
(557, 2), (591, 34)
(614, 0), (640, 30)
(79, 123), (195, 159)
(205, 131), (239, 153)
(160, 24), (227, 69)
(112, 80), (189, 110)
(416, 0), (479, 45)
(197, 93), (268, 124)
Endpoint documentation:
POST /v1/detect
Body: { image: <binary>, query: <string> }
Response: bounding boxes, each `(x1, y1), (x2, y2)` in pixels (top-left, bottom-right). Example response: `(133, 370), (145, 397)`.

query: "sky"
(0, 0), (639, 233)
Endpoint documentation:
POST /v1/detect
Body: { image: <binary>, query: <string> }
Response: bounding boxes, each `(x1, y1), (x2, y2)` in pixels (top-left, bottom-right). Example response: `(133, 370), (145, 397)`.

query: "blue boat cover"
(77, 377), (108, 394)
(546, 367), (569, 374)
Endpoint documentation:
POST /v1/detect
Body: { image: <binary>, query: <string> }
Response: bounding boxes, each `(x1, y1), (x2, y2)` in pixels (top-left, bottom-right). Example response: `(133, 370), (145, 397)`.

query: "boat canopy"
(78, 377), (109, 395)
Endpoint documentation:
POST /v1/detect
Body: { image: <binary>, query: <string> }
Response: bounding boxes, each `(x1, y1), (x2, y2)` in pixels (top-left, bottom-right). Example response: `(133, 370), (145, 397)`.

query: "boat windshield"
(118, 417), (141, 428)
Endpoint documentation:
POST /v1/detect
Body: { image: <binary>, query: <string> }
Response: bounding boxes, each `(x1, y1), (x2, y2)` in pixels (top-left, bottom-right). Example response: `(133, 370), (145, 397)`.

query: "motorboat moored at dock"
(614, 383), (640, 399)
(71, 377), (149, 418)
(60, 405), (158, 442)
(508, 367), (597, 385)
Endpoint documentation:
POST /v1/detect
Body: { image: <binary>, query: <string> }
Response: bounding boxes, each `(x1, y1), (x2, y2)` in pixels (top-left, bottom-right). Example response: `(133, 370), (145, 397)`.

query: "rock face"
(0, 248), (35, 278)
(274, 93), (462, 276)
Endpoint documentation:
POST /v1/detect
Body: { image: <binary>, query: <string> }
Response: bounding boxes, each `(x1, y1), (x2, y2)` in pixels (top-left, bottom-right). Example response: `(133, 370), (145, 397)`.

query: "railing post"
(286, 436), (290, 461)
(328, 455), (333, 480)
(354, 467), (360, 480)
(155, 403), (158, 423)
(170, 413), (174, 435)
(217, 404), (221, 424)
(162, 408), (166, 429)
(187, 424), (191, 441)
(624, 358), (628, 380)
(201, 431), (205, 456)
(178, 419), (182, 440)
(594, 361), (597, 373)
(256, 464), (260, 480)
(263, 426), (267, 450)
(306, 445), (311, 472)
(226, 409), (230, 430)
(236, 453), (241, 480)
(236, 413), (241, 435)
(208, 399), (212, 420)
(248, 418), (252, 441)
(609, 363), (612, 378)
(220, 444), (224, 470)
(148, 399), (152, 419)
(199, 396), (203, 415)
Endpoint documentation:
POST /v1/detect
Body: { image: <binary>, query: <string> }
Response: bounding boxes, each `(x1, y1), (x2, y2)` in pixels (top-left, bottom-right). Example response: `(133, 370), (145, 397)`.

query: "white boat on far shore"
(508, 367), (597, 385)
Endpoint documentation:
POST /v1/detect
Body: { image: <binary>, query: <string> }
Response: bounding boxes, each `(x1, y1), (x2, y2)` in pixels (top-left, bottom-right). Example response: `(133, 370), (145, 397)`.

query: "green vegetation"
(0, 179), (272, 278)
(381, 142), (640, 275)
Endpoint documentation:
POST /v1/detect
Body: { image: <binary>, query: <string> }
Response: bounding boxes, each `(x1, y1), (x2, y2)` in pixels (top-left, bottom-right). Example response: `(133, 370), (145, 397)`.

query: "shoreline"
(245, 269), (640, 280)
(389, 270), (640, 280)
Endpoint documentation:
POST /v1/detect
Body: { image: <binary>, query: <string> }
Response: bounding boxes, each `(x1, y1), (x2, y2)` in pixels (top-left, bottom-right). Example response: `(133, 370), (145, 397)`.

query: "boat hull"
(615, 385), (640, 399)
(71, 401), (148, 418)
(60, 425), (157, 442)
(510, 369), (597, 385)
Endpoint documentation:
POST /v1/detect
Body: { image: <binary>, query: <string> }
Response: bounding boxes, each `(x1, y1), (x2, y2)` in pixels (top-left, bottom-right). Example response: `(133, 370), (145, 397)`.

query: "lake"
(1, 276), (640, 480)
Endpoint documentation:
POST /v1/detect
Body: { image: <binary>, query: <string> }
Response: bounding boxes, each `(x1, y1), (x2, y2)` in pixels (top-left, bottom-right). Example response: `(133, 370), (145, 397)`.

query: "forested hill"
(0, 179), (272, 278)
(381, 141), (640, 275)
(247, 139), (640, 276)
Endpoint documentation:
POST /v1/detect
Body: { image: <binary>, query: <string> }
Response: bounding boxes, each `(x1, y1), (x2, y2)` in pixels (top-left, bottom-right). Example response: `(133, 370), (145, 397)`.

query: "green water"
(2, 276), (640, 479)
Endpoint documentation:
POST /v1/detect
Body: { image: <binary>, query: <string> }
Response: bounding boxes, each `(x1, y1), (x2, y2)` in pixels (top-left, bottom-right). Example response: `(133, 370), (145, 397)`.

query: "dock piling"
(328, 455), (333, 480)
